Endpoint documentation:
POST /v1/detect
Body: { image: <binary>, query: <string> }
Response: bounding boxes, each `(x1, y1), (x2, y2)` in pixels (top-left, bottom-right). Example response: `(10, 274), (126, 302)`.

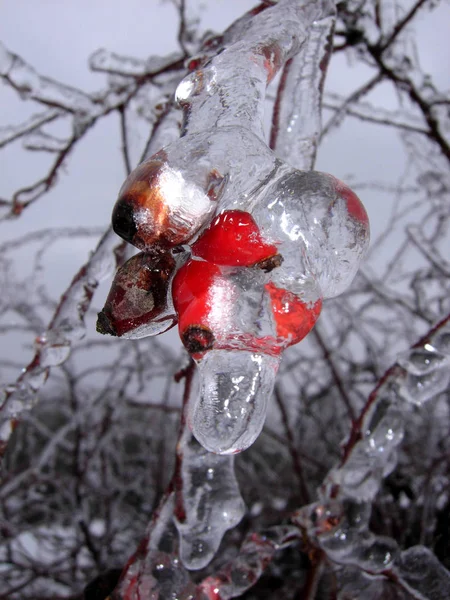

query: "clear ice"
(174, 431), (246, 569)
(191, 350), (280, 455)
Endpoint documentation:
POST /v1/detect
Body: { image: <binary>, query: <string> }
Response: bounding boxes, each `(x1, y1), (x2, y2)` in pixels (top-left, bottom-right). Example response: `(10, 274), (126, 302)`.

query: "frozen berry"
(112, 153), (224, 251)
(172, 259), (221, 355)
(96, 252), (177, 339)
(191, 210), (278, 267)
(331, 176), (369, 226)
(112, 153), (179, 250)
(265, 282), (322, 347)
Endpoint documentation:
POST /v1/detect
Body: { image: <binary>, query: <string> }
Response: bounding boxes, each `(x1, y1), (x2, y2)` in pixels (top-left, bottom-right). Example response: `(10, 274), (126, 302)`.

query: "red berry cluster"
(172, 210), (322, 358)
(97, 208), (322, 357)
(97, 153), (369, 361)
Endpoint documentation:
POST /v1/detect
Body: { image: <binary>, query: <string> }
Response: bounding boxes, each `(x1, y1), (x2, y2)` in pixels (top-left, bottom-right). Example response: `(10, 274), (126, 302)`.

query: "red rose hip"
(172, 259), (222, 355)
(265, 282), (322, 347)
(191, 210), (279, 267)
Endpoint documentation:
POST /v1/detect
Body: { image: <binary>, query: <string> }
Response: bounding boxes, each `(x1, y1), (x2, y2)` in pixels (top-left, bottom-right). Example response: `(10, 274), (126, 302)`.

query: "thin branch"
(118, 105), (132, 176)
(378, 0), (430, 53)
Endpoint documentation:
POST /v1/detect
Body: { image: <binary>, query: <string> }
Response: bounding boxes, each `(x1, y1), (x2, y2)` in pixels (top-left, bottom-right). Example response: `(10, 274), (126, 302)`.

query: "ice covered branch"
(293, 315), (450, 594)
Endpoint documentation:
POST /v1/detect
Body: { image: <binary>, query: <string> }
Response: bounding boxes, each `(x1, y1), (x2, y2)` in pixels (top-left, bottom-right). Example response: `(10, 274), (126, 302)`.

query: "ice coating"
(172, 251), (322, 359)
(248, 169), (369, 299)
(174, 434), (245, 569)
(190, 351), (280, 454)
(94, 0), (371, 578)
(111, 0), (339, 256)
(395, 546), (450, 600)
(176, 0), (336, 138)
(397, 330), (450, 405)
(112, 147), (231, 251)
(199, 525), (300, 599)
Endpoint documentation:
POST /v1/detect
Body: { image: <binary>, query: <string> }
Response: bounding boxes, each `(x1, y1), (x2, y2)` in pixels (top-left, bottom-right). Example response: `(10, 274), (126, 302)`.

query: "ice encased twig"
(294, 317), (450, 577)
(190, 350), (280, 455)
(271, 14), (335, 171)
(199, 525), (300, 599)
(397, 322), (450, 405)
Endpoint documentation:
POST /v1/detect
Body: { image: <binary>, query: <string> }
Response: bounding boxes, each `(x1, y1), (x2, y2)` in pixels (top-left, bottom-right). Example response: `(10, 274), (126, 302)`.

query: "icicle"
(174, 433), (245, 569)
(190, 350), (280, 455)
(113, 493), (199, 600)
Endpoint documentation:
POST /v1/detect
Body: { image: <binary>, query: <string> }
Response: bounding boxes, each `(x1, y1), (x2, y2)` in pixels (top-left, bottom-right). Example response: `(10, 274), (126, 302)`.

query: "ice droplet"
(299, 500), (398, 573)
(190, 350), (280, 454)
(117, 549), (197, 600)
(397, 347), (448, 376)
(35, 332), (71, 367)
(399, 368), (450, 406)
(351, 534), (398, 573)
(397, 321), (450, 405)
(432, 329), (450, 354)
(252, 169), (369, 300)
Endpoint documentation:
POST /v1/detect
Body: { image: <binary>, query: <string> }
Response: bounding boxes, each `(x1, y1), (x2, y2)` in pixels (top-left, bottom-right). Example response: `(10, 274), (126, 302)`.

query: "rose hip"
(265, 282), (322, 347)
(191, 210), (278, 267)
(96, 252), (177, 338)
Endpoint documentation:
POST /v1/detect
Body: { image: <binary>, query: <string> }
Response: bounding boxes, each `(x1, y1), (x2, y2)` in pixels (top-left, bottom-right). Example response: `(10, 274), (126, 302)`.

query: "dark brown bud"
(181, 325), (215, 355)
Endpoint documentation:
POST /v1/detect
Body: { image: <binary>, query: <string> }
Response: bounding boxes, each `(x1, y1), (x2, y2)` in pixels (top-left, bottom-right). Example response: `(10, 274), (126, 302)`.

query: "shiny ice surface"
(190, 350), (280, 454)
